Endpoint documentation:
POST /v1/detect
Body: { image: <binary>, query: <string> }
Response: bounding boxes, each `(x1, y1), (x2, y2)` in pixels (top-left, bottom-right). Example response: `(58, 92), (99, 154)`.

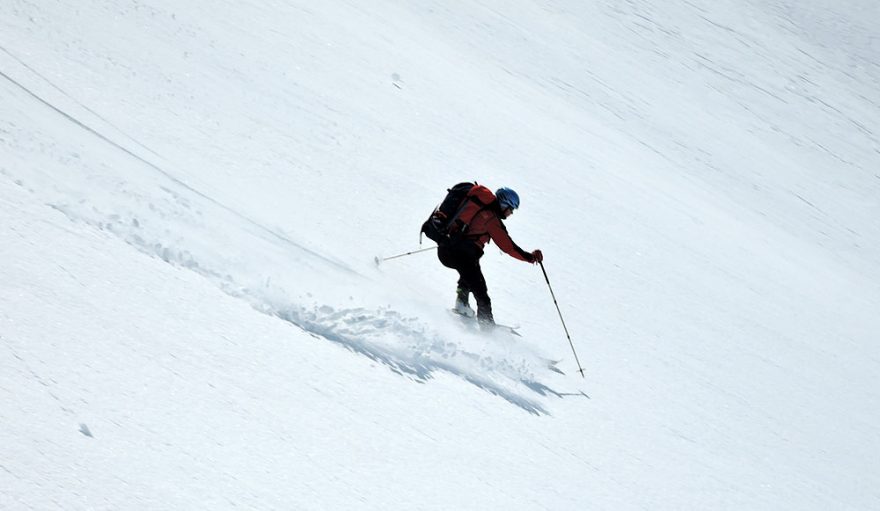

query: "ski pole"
(374, 246), (436, 265)
(539, 261), (585, 378)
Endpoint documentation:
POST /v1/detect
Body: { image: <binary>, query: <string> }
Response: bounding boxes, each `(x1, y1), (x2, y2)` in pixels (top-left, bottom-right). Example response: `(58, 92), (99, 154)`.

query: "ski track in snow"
(25, 179), (565, 415)
(44, 174), (567, 415)
(10, 165), (565, 415)
(1, 56), (567, 414)
(274, 305), (564, 414)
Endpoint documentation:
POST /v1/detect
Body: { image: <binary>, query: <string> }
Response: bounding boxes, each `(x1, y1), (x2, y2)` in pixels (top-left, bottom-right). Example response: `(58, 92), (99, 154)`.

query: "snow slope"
(2, 0), (879, 509)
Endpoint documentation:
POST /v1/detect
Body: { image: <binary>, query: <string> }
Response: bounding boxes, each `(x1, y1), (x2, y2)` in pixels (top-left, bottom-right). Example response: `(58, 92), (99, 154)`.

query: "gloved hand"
(530, 249), (543, 264)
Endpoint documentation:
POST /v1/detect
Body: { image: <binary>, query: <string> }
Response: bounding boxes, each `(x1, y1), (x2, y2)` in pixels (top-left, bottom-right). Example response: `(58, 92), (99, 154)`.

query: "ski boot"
(452, 287), (476, 318)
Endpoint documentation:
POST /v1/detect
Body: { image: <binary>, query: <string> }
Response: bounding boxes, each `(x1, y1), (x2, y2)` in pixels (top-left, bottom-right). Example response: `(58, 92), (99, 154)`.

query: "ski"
(544, 358), (565, 375)
(494, 323), (522, 337)
(448, 309), (521, 336)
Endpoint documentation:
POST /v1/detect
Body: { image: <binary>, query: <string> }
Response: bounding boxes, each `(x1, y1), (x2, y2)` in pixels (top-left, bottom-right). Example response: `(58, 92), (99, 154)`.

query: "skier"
(432, 186), (543, 327)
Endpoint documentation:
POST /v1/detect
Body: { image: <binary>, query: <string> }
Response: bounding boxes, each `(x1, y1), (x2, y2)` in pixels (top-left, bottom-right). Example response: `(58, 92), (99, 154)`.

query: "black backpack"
(421, 182), (492, 245)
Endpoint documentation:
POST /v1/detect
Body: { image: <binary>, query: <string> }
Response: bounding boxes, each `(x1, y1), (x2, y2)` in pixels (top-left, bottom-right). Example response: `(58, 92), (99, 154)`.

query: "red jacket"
(464, 207), (533, 262)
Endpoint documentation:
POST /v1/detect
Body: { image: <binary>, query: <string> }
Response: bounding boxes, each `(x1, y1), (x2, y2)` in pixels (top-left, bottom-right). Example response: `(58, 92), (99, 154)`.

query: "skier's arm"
(486, 217), (534, 262)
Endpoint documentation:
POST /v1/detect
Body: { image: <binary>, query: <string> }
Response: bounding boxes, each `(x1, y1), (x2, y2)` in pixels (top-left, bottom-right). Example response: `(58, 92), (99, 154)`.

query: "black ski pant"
(437, 241), (493, 323)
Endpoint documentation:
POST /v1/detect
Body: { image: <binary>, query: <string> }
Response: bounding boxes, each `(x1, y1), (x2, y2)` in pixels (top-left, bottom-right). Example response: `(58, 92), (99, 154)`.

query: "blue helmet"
(496, 187), (520, 211)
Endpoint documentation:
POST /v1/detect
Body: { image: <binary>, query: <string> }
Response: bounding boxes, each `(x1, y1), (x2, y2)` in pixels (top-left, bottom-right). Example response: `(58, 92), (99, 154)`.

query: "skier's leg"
(439, 245), (475, 315)
(455, 280), (471, 305)
(460, 259), (493, 325)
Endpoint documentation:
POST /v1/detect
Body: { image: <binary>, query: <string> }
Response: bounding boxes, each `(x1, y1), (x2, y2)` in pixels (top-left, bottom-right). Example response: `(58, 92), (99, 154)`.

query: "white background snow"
(2, 0), (879, 509)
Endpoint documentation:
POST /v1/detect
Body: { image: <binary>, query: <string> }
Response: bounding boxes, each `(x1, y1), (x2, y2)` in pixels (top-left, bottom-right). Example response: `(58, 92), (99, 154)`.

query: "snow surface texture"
(2, 0), (879, 509)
